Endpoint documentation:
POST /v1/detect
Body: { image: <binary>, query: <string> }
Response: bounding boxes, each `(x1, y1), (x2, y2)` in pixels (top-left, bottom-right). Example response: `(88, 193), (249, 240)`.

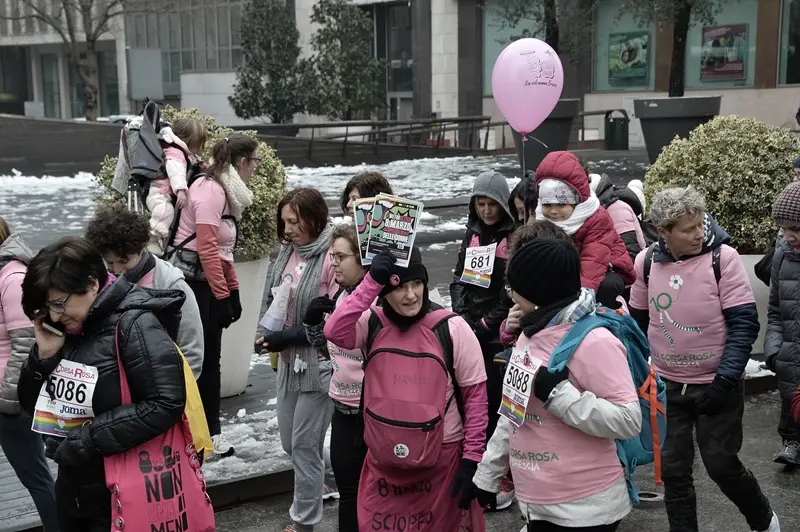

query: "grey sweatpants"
(277, 360), (335, 530)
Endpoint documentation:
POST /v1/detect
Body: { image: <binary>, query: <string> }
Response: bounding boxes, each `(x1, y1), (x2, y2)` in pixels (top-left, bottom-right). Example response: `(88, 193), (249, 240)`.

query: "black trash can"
(604, 110), (629, 151)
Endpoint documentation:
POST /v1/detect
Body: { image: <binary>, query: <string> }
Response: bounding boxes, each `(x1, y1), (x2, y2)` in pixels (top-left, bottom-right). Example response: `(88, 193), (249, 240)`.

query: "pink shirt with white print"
(328, 288), (372, 407)
(277, 249), (338, 363)
(628, 244), (754, 384)
(510, 324), (637, 505)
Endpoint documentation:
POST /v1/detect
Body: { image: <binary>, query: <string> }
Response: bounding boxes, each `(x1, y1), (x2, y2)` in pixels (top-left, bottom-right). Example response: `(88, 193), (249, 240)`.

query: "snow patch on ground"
(424, 240), (461, 252)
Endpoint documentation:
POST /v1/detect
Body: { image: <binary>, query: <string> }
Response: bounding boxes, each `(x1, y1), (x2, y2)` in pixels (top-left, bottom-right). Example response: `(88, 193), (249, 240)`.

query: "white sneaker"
(212, 434), (235, 457)
(492, 476), (515, 511)
(754, 512), (780, 532)
(322, 479), (340, 501)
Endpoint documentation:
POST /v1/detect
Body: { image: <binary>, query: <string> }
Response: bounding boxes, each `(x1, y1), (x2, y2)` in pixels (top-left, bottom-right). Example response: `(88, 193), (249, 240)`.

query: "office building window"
(780, 0), (800, 84)
(482, 0), (542, 96)
(683, 0), (757, 89)
(593, 0), (655, 92)
(40, 53), (61, 118)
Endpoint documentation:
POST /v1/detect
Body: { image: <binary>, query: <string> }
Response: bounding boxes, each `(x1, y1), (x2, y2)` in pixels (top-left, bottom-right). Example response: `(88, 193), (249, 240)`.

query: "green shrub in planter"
(644, 115), (800, 255)
(94, 107), (287, 260)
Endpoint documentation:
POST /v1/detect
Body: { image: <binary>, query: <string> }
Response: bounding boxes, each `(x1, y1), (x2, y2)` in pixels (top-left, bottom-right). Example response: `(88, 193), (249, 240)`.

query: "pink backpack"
(362, 305), (463, 471)
(104, 319), (216, 531)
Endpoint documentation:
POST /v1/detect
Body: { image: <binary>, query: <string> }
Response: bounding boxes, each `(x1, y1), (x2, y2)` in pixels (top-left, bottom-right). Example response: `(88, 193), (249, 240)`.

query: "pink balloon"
(491, 38), (564, 135)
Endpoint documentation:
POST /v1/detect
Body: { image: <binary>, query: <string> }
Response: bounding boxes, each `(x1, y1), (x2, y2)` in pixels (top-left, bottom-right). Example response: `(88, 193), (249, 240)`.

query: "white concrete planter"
(740, 254), (769, 355)
(220, 256), (271, 398)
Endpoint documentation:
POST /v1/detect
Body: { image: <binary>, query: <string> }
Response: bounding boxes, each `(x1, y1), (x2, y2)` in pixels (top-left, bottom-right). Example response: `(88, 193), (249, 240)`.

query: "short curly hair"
(650, 187), (706, 229)
(85, 204), (151, 257)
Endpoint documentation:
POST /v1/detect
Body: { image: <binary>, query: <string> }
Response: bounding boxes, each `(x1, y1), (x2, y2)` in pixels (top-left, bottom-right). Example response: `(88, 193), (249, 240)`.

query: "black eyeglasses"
(247, 156), (261, 163)
(44, 293), (72, 314)
(329, 252), (355, 265)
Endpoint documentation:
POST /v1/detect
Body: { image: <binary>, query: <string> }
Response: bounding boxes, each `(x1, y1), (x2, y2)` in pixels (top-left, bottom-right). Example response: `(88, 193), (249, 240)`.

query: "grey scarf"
(269, 224), (334, 392)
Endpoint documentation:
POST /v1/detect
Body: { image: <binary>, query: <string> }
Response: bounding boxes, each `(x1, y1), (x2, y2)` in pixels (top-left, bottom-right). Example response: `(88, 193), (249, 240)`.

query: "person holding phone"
(16, 236), (187, 531)
(0, 218), (59, 531)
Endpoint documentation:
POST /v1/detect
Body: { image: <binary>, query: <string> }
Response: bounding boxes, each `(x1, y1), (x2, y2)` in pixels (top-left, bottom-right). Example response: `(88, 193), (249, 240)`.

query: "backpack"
(643, 243), (721, 286)
(548, 306), (667, 503)
(361, 304), (464, 470)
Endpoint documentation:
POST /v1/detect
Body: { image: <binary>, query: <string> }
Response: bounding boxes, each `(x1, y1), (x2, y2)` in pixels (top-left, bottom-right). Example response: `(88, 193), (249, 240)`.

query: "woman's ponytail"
(207, 134), (258, 180)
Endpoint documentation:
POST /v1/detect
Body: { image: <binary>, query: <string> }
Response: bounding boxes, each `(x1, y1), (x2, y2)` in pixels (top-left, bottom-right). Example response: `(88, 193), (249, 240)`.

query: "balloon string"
(522, 136), (528, 225)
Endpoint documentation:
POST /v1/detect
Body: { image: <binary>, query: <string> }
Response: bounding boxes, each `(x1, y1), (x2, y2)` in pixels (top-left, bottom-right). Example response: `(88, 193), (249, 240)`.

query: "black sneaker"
(773, 440), (800, 465)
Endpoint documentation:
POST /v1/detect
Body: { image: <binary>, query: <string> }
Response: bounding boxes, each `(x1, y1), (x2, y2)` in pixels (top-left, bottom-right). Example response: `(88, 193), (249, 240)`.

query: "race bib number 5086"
(32, 360), (98, 437)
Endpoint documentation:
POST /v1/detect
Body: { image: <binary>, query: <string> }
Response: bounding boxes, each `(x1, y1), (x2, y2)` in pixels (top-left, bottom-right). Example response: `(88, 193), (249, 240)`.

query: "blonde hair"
(0, 217), (9, 243)
(172, 118), (207, 153)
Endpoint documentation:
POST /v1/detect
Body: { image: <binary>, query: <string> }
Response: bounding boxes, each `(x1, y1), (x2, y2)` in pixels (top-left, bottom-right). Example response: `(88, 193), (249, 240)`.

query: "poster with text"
(353, 197), (377, 265)
(700, 24), (747, 81)
(608, 31), (650, 84)
(366, 194), (424, 268)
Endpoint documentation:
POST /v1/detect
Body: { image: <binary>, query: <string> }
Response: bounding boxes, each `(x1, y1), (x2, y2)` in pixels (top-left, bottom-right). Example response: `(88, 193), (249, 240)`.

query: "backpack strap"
(643, 243), (657, 286)
(711, 246), (721, 284)
(365, 308), (385, 355)
(548, 315), (607, 371)
(430, 313), (465, 424)
(163, 171), (207, 260)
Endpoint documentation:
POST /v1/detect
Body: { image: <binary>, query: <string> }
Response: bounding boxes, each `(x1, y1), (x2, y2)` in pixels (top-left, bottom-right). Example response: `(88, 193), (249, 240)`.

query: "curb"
(207, 467), (295, 511)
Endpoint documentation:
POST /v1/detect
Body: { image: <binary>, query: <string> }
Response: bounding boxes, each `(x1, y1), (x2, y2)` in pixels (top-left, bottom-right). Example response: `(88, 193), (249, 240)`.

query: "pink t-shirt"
(277, 249), (338, 363)
(629, 245), (754, 384)
(173, 177), (236, 263)
(607, 201), (646, 251)
(510, 324), (637, 505)
(346, 309), (486, 443)
(0, 262), (31, 380)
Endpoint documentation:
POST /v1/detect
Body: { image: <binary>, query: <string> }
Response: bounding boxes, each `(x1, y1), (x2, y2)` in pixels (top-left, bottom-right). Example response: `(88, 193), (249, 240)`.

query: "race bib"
(460, 243), (497, 288)
(498, 346), (542, 427)
(32, 359), (98, 437)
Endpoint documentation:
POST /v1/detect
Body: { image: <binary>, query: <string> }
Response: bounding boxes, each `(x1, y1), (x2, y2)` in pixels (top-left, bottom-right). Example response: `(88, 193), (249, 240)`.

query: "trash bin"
(604, 110), (629, 150)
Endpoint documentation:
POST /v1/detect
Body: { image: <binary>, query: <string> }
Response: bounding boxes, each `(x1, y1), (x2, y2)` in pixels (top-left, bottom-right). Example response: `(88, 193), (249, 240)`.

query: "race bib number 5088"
(32, 360), (98, 437)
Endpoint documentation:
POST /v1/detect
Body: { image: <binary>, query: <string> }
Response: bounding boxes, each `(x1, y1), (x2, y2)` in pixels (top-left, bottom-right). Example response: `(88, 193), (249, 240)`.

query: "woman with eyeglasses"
(301, 222), (376, 532)
(0, 218), (59, 531)
(256, 187), (339, 532)
(166, 133), (258, 458)
(16, 236), (189, 531)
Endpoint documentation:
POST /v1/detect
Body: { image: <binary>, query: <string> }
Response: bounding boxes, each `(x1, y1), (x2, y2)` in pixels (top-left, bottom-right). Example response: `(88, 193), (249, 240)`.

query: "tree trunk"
(73, 49), (100, 121)
(669, 0), (692, 98)
(543, 0), (559, 53)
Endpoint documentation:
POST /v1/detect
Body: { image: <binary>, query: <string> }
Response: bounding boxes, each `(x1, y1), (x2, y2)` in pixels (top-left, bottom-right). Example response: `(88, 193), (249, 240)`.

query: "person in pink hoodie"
(467, 238), (642, 531)
(324, 248), (488, 532)
(0, 218), (59, 531)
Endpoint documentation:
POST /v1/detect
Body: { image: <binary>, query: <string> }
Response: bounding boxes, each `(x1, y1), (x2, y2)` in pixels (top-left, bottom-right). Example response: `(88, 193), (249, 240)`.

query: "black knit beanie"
(379, 247), (429, 298)
(773, 182), (800, 228)
(506, 239), (581, 307)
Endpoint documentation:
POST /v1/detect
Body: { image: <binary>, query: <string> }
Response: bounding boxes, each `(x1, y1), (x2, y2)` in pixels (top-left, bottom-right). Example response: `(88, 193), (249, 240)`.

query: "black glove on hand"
(263, 327), (308, 353)
(369, 251), (396, 286)
(475, 486), (498, 511)
(765, 355), (777, 373)
(695, 374), (738, 416)
(230, 290), (242, 323)
(304, 296), (336, 326)
(450, 459), (479, 509)
(214, 297), (235, 329)
(533, 365), (570, 403)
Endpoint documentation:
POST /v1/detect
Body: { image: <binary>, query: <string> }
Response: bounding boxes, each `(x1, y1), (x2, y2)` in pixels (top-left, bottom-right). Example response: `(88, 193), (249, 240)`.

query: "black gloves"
(53, 426), (94, 466)
(214, 297), (235, 329)
(369, 251), (396, 286)
(533, 365), (570, 403)
(695, 374), (738, 416)
(230, 290), (242, 323)
(262, 326), (309, 353)
(764, 355), (777, 373)
(465, 317), (491, 342)
(304, 296), (336, 326)
(450, 459), (479, 509)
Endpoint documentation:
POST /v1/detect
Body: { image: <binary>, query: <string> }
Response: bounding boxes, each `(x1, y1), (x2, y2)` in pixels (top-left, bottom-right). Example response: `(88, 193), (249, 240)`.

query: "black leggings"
(527, 521), (621, 532)
(186, 279), (224, 436)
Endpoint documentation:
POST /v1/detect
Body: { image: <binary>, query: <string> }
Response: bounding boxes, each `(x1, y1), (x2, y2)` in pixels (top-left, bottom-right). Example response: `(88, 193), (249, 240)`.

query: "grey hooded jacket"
(0, 234), (35, 414)
(150, 257), (204, 378)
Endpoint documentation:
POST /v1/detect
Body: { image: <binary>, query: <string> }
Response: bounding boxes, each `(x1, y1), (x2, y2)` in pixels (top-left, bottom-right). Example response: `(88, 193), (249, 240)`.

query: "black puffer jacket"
(450, 171), (514, 341)
(765, 240), (800, 401)
(18, 277), (187, 493)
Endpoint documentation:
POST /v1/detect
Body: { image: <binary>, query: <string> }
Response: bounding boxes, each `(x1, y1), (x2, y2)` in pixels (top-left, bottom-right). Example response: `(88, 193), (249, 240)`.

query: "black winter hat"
(506, 238), (581, 307)
(379, 247), (428, 297)
(773, 182), (800, 228)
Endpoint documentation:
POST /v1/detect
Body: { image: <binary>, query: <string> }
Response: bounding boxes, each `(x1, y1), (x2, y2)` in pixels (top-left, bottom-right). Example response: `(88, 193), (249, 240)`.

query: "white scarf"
(536, 194), (601, 235)
(217, 163), (254, 220)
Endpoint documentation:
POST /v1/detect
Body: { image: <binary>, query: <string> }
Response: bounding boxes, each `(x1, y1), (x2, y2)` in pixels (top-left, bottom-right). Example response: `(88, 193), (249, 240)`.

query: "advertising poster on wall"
(700, 24), (748, 81)
(608, 31), (650, 85)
